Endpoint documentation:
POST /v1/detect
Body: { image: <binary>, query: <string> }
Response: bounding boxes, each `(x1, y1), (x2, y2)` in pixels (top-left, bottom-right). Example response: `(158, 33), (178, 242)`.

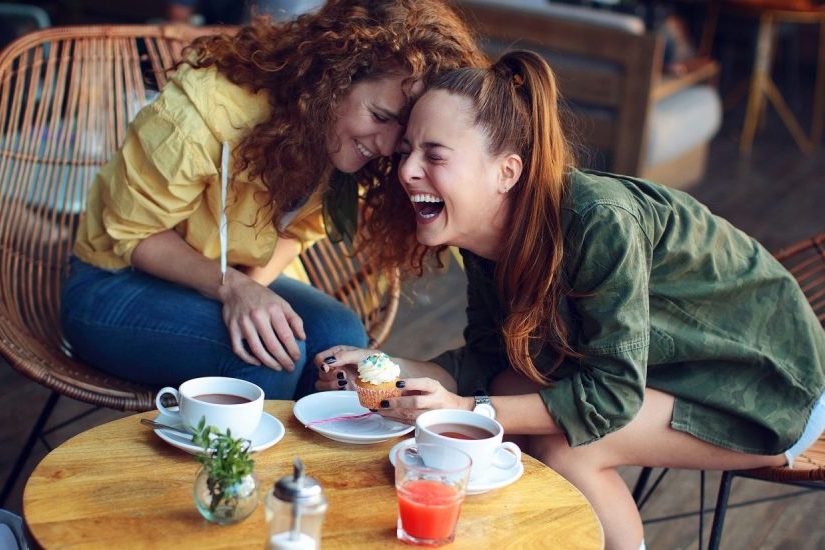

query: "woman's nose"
(377, 124), (403, 157)
(398, 153), (421, 183)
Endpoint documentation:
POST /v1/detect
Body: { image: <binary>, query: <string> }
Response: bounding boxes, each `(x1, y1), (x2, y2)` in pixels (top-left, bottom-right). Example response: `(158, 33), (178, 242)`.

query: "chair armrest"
(652, 57), (720, 102)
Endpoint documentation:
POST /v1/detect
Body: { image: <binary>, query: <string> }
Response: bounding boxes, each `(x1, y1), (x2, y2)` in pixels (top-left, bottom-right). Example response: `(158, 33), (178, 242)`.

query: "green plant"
(192, 418), (255, 516)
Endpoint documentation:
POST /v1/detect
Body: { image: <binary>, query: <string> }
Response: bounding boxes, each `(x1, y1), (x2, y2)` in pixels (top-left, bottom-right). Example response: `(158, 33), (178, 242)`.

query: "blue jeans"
(60, 257), (367, 399)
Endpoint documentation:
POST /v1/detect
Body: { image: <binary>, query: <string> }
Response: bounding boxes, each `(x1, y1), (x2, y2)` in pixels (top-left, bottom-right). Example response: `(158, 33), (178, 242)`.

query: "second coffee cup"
(415, 409), (521, 481)
(155, 376), (264, 439)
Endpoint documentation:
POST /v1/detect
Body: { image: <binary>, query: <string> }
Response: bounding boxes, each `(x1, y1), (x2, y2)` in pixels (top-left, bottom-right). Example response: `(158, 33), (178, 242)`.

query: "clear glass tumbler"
(394, 443), (472, 547)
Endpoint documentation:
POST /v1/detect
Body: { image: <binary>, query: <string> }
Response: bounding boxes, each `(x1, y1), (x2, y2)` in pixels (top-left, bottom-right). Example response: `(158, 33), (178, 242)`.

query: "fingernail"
(369, 408), (378, 412)
(337, 372), (345, 380)
(339, 387), (346, 391)
(323, 356), (336, 364)
(380, 400), (390, 408)
(321, 365), (330, 373)
(338, 379), (347, 387)
(395, 380), (406, 388)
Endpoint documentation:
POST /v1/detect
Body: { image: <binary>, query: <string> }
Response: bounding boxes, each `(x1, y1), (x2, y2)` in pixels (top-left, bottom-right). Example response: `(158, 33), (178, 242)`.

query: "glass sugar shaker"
(265, 458), (328, 550)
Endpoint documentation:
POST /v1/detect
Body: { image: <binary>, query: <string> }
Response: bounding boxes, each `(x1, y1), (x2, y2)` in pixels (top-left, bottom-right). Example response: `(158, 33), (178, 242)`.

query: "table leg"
(740, 14), (774, 155)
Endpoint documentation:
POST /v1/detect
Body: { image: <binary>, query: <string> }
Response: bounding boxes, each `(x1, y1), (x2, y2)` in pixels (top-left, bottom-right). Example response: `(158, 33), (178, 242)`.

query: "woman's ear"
(499, 153), (523, 193)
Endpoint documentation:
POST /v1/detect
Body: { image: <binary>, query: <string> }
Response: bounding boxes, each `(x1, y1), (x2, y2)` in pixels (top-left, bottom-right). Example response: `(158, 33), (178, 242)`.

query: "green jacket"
(432, 170), (825, 454)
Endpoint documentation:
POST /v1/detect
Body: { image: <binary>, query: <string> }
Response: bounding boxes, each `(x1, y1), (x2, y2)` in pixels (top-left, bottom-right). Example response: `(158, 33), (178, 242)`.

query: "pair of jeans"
(60, 257), (367, 399)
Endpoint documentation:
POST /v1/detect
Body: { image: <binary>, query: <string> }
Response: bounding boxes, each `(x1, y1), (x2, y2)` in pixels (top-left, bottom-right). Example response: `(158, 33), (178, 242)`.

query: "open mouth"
(355, 140), (374, 159)
(410, 193), (445, 221)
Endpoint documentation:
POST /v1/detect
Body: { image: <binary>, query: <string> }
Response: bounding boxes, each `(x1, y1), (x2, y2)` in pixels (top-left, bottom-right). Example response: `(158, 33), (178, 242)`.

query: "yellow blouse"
(74, 64), (326, 282)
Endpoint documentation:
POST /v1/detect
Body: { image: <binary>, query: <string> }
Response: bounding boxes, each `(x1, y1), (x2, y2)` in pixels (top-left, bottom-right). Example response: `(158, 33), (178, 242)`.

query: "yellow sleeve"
(99, 89), (218, 264)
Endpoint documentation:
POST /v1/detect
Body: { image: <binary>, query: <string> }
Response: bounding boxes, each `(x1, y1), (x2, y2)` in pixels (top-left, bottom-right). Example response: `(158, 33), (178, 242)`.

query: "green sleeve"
(540, 204), (651, 447)
(430, 253), (508, 395)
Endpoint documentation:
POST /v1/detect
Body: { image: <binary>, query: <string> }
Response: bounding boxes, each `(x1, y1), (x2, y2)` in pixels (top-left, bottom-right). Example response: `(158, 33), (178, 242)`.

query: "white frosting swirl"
(357, 352), (400, 385)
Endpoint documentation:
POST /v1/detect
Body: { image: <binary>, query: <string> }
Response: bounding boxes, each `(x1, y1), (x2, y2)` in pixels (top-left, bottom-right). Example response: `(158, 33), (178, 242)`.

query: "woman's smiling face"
(397, 89), (521, 259)
(326, 74), (414, 173)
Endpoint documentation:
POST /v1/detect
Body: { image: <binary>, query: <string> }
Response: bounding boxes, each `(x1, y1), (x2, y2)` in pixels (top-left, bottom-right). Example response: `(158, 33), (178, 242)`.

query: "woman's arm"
(243, 236), (303, 286)
(384, 376), (561, 434)
(131, 230), (305, 370)
(131, 230), (227, 299)
(313, 346), (559, 433)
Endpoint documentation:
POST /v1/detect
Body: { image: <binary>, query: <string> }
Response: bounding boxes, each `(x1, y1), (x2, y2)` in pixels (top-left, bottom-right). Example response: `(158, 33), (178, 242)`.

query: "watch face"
(473, 402), (496, 419)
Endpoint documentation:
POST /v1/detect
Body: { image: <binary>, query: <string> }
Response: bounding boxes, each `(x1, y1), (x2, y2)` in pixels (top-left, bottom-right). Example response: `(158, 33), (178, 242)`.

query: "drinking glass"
(394, 443), (472, 547)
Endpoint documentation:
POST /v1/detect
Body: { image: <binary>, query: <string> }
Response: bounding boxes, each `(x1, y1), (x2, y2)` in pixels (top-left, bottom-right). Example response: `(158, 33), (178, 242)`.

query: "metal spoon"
(140, 418), (193, 439)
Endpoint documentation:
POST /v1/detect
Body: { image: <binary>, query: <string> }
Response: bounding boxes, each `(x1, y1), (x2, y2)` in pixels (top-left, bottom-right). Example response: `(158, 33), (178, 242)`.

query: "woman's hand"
(378, 377), (472, 424)
(313, 345), (374, 391)
(218, 269), (305, 371)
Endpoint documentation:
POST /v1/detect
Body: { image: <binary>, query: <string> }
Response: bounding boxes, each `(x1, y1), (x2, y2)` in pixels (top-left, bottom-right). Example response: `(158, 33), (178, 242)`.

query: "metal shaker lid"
(273, 458), (324, 504)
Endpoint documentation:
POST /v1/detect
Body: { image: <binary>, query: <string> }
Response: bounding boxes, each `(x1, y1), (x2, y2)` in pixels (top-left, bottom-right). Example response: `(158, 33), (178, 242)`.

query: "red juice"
(397, 480), (463, 541)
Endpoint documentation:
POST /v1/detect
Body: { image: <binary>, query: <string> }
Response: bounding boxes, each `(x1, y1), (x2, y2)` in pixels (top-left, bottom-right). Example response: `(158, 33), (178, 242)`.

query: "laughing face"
(398, 89), (522, 259)
(326, 74), (414, 173)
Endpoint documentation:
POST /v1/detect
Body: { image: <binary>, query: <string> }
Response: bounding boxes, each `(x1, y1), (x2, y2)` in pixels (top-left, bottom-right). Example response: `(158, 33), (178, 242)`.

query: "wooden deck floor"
(2, 101), (824, 548)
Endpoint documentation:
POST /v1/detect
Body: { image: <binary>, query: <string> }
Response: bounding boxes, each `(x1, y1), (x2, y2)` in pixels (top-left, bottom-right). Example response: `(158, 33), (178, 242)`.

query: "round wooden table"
(23, 401), (604, 548)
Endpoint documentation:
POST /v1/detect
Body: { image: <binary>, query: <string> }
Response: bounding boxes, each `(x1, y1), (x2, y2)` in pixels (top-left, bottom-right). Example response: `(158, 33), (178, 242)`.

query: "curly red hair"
(184, 0), (486, 277)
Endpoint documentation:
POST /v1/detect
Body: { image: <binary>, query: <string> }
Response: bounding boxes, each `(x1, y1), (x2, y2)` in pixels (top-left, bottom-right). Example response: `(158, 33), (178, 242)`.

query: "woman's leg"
(267, 275), (368, 398)
(492, 371), (785, 550)
(60, 259), (305, 399)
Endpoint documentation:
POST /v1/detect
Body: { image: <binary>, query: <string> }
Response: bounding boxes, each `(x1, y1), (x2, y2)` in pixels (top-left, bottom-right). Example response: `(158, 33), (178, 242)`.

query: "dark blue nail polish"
(323, 356), (336, 364)
(337, 372), (345, 380)
(338, 379), (347, 387)
(369, 408), (378, 412)
(395, 380), (406, 388)
(380, 400), (390, 408)
(338, 387), (345, 390)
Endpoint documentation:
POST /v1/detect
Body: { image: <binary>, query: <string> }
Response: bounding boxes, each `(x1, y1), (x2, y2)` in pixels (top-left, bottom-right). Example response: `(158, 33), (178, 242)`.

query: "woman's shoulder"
(562, 169), (695, 240)
(166, 63), (272, 142)
(562, 169), (646, 228)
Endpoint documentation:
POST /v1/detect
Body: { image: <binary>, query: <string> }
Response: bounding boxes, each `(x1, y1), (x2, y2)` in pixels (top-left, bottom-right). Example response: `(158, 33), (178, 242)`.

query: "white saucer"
(388, 438), (524, 495)
(152, 411), (285, 455)
(293, 391), (414, 444)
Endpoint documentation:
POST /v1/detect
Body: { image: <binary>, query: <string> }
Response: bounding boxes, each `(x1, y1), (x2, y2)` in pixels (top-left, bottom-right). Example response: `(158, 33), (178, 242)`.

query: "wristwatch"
(472, 390), (496, 419)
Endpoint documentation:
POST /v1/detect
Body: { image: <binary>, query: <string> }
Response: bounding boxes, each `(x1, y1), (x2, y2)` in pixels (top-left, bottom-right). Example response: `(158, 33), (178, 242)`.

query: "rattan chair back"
(0, 26), (399, 412)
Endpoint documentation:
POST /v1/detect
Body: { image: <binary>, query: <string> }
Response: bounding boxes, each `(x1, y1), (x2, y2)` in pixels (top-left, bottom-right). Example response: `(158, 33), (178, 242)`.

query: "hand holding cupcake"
(354, 352), (402, 409)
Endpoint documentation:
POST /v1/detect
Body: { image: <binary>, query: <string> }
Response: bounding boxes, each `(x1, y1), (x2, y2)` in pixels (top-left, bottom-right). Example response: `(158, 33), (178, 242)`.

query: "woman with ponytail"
(318, 50), (825, 549)
(61, 0), (486, 399)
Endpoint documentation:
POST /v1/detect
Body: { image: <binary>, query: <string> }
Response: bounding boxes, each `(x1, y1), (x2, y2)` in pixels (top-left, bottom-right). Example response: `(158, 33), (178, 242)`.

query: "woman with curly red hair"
(60, 0), (486, 399)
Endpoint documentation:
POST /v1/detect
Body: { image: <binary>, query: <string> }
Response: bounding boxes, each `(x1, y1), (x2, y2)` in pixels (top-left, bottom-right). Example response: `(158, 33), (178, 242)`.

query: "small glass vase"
(194, 467), (259, 525)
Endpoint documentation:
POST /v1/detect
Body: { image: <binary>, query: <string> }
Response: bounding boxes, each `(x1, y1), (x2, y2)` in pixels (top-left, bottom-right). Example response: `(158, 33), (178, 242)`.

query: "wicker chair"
(0, 26), (399, 504)
(633, 230), (825, 549)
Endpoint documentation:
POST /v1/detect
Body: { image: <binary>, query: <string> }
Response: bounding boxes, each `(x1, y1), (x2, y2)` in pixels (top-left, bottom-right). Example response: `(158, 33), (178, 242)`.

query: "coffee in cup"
(415, 409), (520, 481)
(155, 376), (264, 439)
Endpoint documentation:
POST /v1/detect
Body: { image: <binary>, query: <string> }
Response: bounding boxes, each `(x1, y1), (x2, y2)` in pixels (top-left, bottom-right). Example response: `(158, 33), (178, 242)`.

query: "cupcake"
(354, 352), (401, 409)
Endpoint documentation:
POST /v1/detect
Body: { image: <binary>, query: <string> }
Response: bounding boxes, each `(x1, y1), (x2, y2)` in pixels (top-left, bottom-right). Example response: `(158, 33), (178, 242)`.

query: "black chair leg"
(634, 467), (670, 511)
(708, 470), (735, 550)
(0, 391), (60, 506)
(699, 470), (706, 550)
(632, 466), (654, 503)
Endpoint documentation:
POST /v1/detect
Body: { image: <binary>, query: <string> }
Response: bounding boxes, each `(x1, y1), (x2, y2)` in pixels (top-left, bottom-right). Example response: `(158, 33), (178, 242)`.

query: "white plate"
(152, 411), (285, 455)
(388, 438), (524, 495)
(293, 391), (414, 444)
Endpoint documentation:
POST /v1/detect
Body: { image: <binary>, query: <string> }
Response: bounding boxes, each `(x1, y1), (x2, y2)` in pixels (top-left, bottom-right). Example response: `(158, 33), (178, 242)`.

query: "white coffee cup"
(155, 377), (264, 440)
(415, 409), (521, 481)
